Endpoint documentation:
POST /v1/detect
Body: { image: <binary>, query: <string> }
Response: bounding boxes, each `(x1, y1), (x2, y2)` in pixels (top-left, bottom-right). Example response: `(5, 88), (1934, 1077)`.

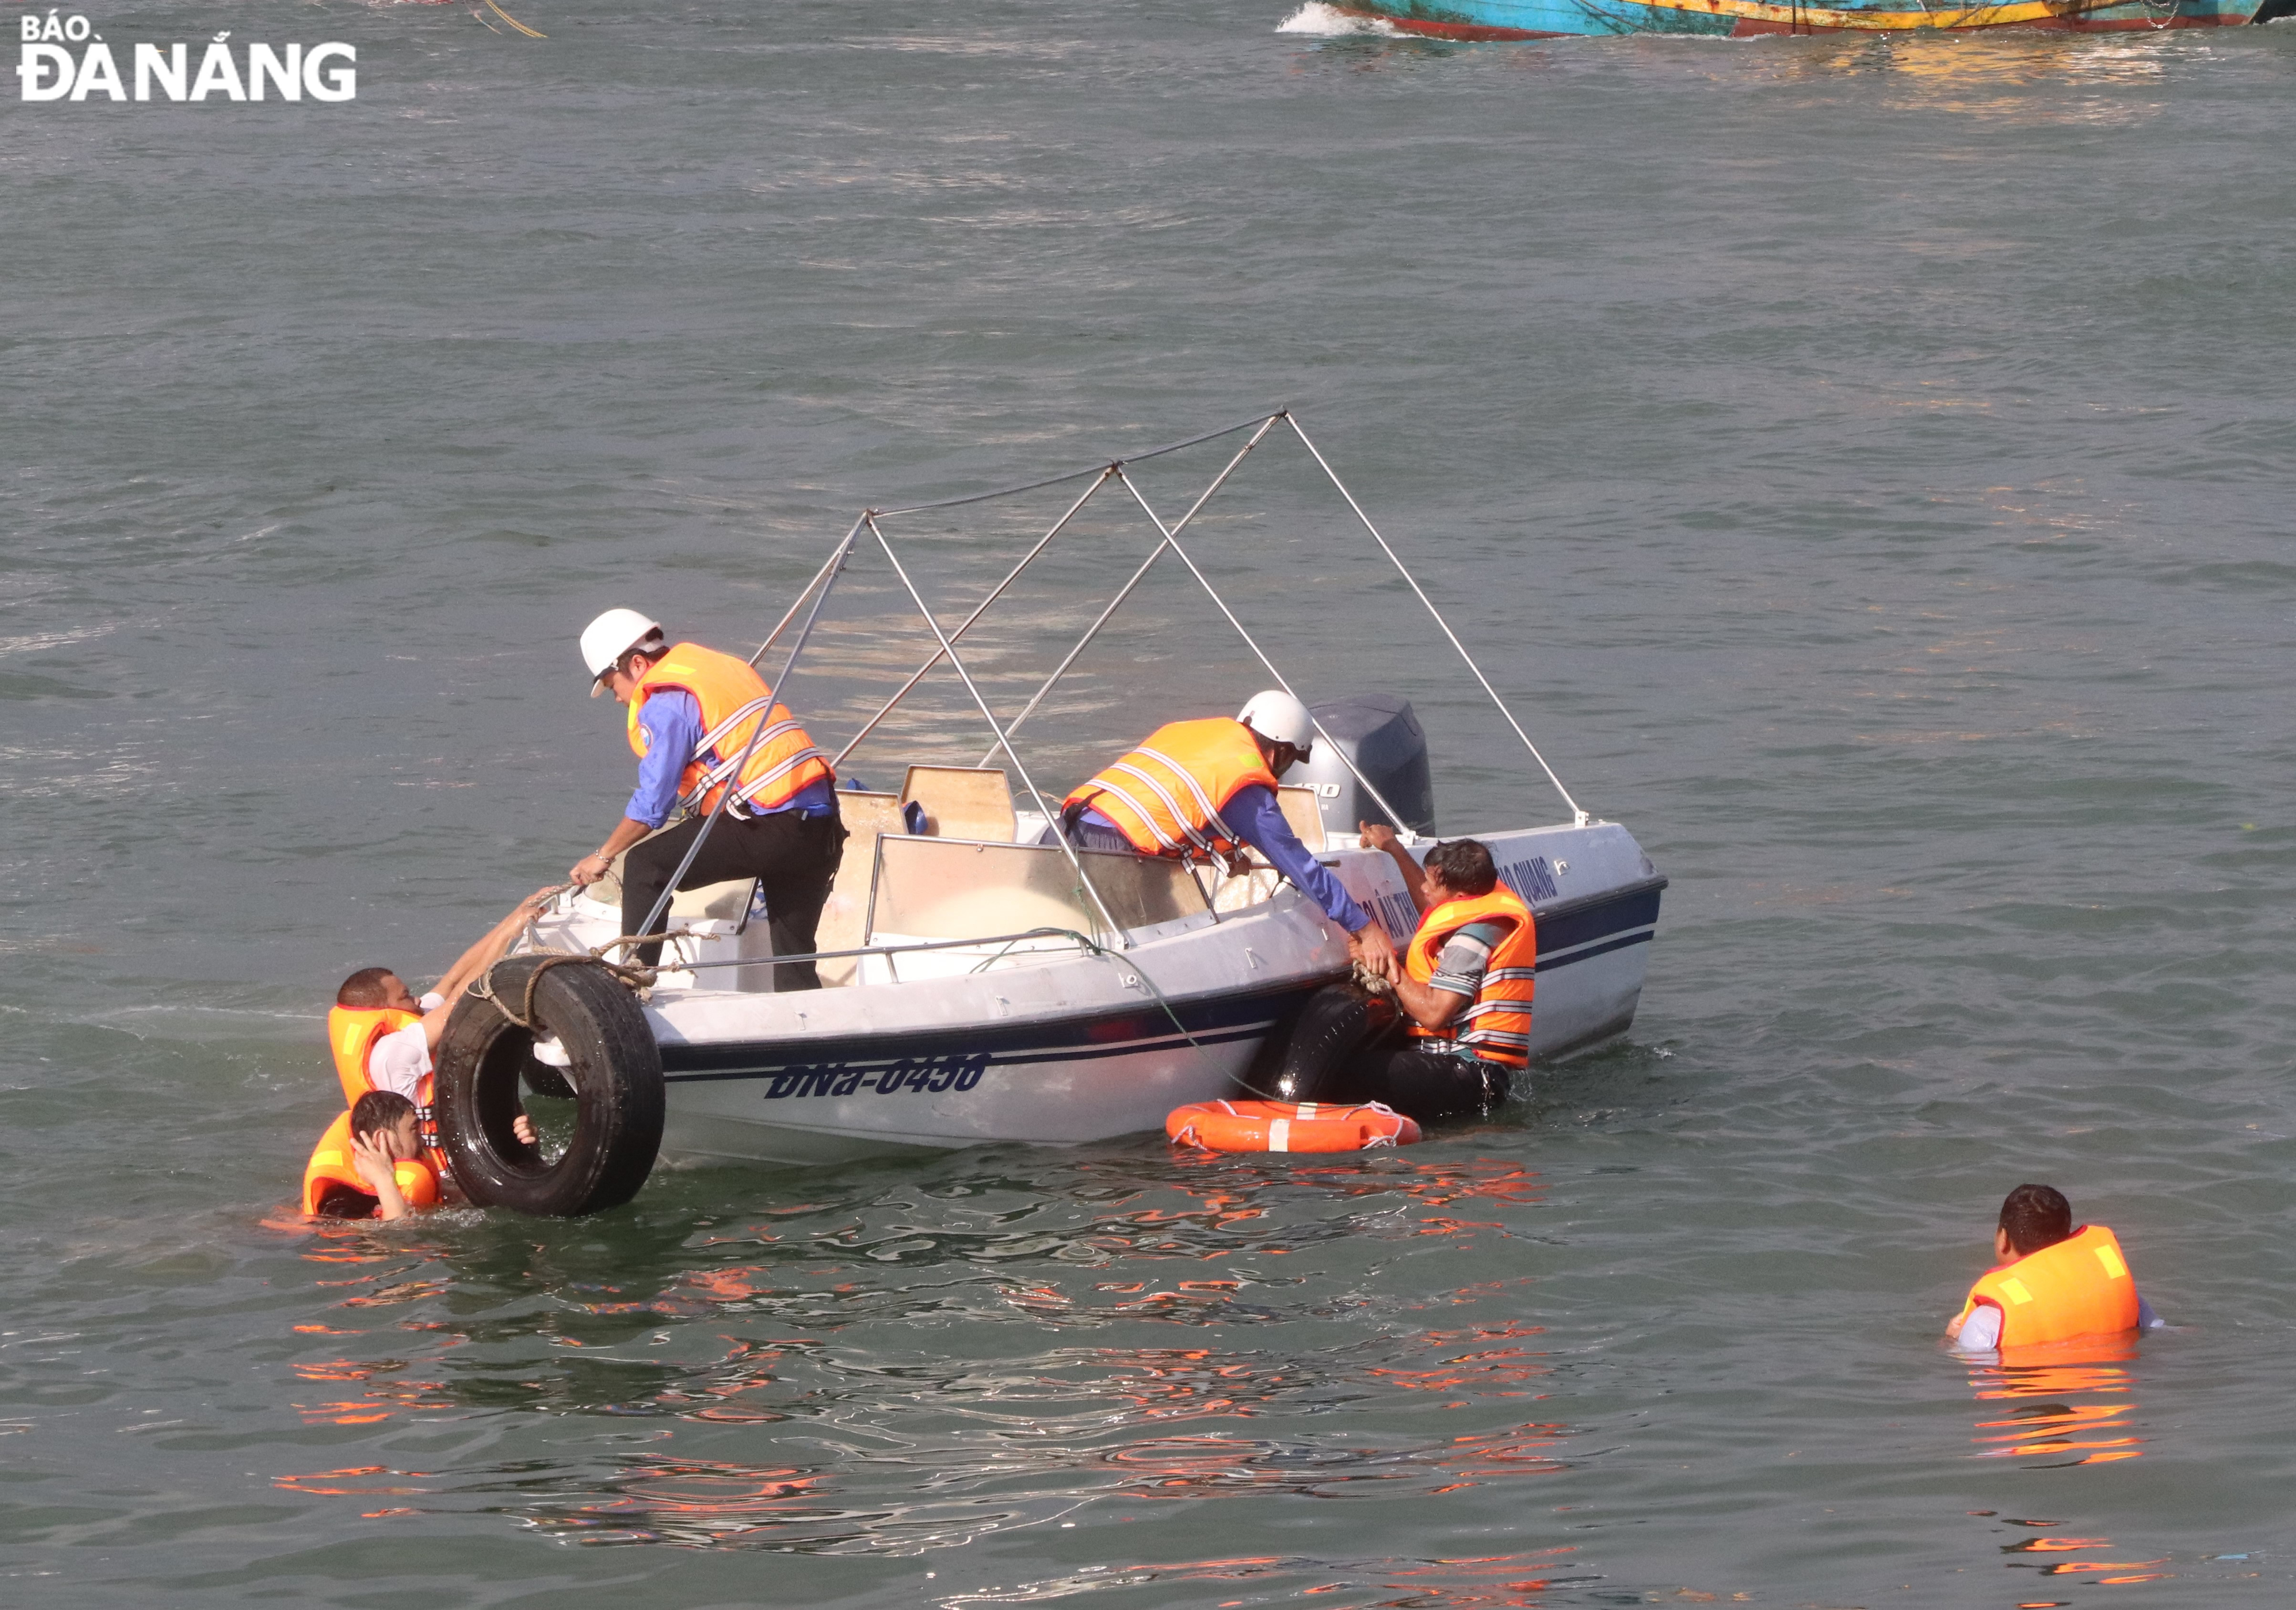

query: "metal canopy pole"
(630, 516), (863, 951)
(985, 413), (1284, 766)
(1112, 466), (1422, 839)
(862, 515), (1132, 948)
(869, 411), (1281, 519)
(767, 521), (855, 715)
(835, 469), (1115, 770)
(1284, 413), (1587, 826)
(744, 540), (849, 670)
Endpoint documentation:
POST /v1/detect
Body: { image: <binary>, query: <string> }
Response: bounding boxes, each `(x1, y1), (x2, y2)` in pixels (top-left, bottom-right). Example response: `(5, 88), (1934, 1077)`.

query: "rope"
(469, 947), (663, 1031)
(482, 0), (546, 37)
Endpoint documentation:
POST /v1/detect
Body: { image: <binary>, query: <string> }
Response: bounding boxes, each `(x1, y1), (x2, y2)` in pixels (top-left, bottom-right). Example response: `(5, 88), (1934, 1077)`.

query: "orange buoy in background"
(1167, 1098), (1421, 1154)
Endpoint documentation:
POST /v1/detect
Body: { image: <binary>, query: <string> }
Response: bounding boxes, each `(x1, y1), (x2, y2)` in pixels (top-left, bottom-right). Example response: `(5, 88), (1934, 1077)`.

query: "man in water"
(1061, 690), (1399, 978)
(1947, 1184), (2163, 1354)
(304, 1090), (439, 1220)
(303, 1089), (534, 1220)
(568, 609), (845, 989)
(330, 887), (561, 1105)
(1268, 828), (1531, 1122)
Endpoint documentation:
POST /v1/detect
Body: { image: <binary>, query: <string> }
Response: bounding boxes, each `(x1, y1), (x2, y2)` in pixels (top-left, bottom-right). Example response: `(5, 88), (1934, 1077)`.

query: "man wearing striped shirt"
(1269, 832), (1532, 1121)
(1411, 910), (1511, 1052)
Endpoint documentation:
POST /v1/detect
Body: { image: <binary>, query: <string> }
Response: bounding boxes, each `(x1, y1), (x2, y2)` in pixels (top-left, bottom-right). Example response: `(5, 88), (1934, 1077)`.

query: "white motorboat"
(433, 413), (1665, 1213)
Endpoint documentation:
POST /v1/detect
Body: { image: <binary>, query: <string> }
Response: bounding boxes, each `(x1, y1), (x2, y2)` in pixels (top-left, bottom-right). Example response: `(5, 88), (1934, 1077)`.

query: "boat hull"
(657, 978), (1325, 1164)
(632, 821), (1664, 1169)
(1333, 0), (2268, 38)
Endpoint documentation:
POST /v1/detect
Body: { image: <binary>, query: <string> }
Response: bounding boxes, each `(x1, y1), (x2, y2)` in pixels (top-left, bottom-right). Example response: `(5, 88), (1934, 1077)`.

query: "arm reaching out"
(572, 818), (654, 887)
(1360, 822), (1431, 913)
(422, 887), (562, 1049)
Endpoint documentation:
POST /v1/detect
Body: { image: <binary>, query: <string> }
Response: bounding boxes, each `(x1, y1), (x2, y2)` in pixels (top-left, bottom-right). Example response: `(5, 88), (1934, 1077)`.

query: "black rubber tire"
(434, 955), (664, 1217)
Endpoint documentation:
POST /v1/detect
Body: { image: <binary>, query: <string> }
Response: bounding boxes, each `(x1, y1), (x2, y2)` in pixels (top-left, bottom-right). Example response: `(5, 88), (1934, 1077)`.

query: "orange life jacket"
(301, 1110), (442, 1218)
(1403, 884), (1537, 1068)
(1954, 1225), (2140, 1353)
(327, 1005), (421, 1105)
(626, 641), (833, 818)
(324, 1005), (448, 1175)
(1062, 718), (1279, 859)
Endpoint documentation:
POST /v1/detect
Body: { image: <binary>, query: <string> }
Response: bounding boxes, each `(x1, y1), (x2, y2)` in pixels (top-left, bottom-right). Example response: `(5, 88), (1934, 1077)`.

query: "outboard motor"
(1290, 694), (1435, 843)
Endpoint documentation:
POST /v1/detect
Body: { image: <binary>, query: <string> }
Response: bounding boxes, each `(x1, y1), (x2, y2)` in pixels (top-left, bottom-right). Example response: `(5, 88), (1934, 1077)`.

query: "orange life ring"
(1166, 1098), (1421, 1154)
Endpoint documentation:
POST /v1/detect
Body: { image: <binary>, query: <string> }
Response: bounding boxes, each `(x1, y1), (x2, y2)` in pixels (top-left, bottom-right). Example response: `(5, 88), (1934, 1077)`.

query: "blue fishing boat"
(1328, 0), (2280, 39)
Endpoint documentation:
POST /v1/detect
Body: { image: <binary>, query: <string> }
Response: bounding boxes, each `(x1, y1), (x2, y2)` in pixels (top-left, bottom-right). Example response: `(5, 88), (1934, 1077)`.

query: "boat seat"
(669, 878), (757, 922)
(900, 765), (1017, 843)
(1276, 784), (1327, 853)
(869, 836), (1205, 945)
(1214, 790), (1321, 912)
(813, 791), (905, 987)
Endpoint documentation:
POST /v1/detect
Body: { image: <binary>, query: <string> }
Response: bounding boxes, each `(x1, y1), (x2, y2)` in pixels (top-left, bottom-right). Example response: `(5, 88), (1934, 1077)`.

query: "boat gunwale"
(655, 973), (1335, 1079)
(647, 871), (1668, 1074)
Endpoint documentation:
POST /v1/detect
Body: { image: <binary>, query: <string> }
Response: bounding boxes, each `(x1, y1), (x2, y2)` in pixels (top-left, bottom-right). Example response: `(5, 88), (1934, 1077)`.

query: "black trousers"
(622, 808), (847, 990)
(1267, 983), (1510, 1123)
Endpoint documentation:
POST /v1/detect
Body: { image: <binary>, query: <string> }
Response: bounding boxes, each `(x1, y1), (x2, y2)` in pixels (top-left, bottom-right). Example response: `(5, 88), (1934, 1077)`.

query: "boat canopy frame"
(653, 409), (1589, 953)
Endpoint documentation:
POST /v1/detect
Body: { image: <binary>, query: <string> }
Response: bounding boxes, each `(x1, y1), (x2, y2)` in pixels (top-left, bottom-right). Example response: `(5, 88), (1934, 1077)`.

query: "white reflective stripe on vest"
(1079, 775), (1182, 851)
(689, 716), (803, 792)
(726, 745), (830, 810)
(1132, 744), (1244, 847)
(1106, 761), (1216, 854)
(678, 717), (808, 811)
(694, 693), (778, 757)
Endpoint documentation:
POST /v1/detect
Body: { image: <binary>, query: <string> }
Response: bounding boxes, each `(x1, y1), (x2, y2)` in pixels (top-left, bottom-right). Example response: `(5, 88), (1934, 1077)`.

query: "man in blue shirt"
(1064, 690), (1400, 981)
(568, 611), (844, 989)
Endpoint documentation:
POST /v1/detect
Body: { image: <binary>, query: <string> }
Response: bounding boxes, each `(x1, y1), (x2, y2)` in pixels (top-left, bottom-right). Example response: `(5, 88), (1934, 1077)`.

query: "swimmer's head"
(350, 1090), (421, 1160)
(338, 967), (420, 1014)
(1422, 838), (1498, 900)
(1998, 1183), (2074, 1257)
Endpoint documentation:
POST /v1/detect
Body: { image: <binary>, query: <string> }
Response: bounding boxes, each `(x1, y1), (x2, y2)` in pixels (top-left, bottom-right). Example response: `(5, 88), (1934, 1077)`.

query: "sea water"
(3, 2), (2293, 1604)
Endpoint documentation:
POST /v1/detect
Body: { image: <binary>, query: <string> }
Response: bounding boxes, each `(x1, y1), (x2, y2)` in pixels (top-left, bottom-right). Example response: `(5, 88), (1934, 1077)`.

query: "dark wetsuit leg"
(1332, 1045), (1508, 1123)
(622, 809), (847, 987)
(1269, 983), (1398, 1103)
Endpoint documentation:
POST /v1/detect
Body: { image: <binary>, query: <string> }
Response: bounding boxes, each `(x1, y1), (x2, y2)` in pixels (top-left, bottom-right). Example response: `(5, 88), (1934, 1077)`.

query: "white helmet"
(580, 608), (664, 694)
(1237, 689), (1314, 758)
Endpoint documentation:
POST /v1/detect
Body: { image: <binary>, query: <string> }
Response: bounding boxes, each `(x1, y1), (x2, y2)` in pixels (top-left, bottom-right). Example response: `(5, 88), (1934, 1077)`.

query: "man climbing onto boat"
(568, 609), (847, 990)
(1268, 828), (1532, 1122)
(331, 886), (561, 1105)
(1061, 690), (1400, 978)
